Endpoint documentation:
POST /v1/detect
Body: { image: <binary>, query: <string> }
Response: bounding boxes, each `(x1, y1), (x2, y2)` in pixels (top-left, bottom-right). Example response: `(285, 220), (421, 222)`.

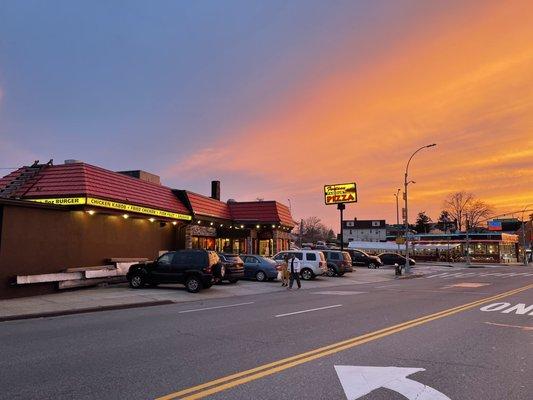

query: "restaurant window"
(192, 236), (215, 251)
(217, 238), (231, 253)
(233, 238), (245, 254)
(259, 239), (272, 256)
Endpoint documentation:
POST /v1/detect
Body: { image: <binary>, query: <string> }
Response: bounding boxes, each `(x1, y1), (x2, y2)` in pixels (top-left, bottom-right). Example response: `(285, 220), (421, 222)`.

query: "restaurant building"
(0, 160), (295, 298)
(410, 232), (519, 263)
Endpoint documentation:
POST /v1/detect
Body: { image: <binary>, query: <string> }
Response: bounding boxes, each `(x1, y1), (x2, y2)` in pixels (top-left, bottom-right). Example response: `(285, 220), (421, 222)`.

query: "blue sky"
(1, 1), (531, 228)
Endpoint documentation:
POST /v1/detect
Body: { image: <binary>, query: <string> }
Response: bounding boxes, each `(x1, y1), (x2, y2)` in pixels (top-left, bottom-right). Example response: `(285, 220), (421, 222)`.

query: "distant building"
(342, 218), (386, 243)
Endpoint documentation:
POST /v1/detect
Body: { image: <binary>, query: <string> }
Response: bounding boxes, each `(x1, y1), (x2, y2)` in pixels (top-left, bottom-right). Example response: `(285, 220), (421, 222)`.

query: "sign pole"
(338, 203), (345, 251)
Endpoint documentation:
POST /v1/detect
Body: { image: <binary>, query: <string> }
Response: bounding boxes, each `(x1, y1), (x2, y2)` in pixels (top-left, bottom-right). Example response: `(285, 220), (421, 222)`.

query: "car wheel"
(185, 276), (202, 293)
(326, 265), (336, 277)
(256, 271), (267, 282)
(368, 262), (376, 269)
(228, 278), (238, 284)
(129, 274), (145, 289)
(301, 268), (314, 280)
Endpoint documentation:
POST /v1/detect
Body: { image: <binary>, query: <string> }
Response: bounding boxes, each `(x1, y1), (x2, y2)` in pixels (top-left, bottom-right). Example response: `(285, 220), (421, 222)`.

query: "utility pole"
(521, 204), (532, 265)
(465, 216), (471, 266)
(299, 219), (303, 249)
(404, 144), (437, 274)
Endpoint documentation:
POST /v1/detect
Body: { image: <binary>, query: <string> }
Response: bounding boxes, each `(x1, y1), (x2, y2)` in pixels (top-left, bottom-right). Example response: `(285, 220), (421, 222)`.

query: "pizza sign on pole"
(324, 183), (357, 205)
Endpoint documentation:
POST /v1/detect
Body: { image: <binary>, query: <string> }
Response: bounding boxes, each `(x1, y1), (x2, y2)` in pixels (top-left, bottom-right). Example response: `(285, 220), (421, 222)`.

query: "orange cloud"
(168, 1), (533, 229)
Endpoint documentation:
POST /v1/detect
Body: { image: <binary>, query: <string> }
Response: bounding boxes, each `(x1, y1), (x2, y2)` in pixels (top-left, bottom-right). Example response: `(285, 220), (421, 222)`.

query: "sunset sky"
(0, 0), (531, 230)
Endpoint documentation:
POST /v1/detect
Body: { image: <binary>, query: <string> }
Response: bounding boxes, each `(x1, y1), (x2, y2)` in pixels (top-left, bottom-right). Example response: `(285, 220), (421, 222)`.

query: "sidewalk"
(0, 268), (396, 321)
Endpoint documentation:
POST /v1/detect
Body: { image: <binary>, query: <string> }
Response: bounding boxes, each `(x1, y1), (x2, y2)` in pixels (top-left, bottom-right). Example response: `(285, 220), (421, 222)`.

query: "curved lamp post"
(404, 143), (437, 273)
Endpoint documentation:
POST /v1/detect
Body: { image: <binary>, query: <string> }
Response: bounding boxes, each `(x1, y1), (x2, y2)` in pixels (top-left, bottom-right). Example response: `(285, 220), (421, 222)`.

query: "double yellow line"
(156, 283), (533, 400)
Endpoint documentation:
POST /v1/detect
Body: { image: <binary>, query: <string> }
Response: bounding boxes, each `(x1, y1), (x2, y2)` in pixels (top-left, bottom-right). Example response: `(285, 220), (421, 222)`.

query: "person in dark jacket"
(288, 254), (301, 289)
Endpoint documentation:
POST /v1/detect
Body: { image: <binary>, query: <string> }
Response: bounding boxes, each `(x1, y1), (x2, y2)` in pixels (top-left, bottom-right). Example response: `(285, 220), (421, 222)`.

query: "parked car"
(378, 252), (416, 266)
(348, 249), (383, 269)
(127, 249), (221, 293)
(322, 250), (352, 276)
(272, 250), (327, 280)
(240, 255), (278, 282)
(217, 253), (245, 283)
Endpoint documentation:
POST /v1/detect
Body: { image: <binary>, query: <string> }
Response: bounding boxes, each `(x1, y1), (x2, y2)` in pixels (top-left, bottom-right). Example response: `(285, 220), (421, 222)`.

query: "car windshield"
(261, 257), (277, 265)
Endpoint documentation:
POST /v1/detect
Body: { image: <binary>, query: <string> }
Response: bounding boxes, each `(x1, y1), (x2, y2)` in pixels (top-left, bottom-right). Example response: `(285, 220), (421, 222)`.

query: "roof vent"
(227, 199), (237, 203)
(65, 159), (83, 164)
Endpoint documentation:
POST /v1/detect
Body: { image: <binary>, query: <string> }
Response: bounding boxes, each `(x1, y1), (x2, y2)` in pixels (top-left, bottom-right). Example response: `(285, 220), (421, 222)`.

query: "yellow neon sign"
(30, 197), (87, 205)
(28, 197), (192, 221)
(324, 182), (357, 205)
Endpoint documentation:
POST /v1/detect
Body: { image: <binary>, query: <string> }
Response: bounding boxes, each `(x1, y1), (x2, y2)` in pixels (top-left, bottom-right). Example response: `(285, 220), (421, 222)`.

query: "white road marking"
(178, 302), (254, 313)
(335, 365), (452, 400)
(427, 271), (533, 279)
(275, 304), (342, 317)
(444, 282), (490, 288)
(312, 291), (365, 296)
(480, 302), (533, 315)
(484, 322), (533, 331)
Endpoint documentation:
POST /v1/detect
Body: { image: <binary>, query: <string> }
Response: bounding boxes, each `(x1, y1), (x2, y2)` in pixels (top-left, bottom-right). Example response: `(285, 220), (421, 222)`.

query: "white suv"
(272, 250), (327, 280)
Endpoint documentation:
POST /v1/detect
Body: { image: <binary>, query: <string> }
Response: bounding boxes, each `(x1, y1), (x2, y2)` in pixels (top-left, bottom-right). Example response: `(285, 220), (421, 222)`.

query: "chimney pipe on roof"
(211, 180), (220, 201)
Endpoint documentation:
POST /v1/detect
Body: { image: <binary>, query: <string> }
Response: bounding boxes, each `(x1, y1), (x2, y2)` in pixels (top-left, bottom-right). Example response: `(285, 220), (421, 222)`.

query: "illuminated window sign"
(324, 182), (357, 205)
(31, 197), (86, 205)
(29, 197), (192, 221)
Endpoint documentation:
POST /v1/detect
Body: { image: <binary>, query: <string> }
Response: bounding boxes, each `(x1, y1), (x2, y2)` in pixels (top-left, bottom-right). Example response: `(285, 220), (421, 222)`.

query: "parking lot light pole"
(404, 143), (437, 274)
(521, 204), (532, 265)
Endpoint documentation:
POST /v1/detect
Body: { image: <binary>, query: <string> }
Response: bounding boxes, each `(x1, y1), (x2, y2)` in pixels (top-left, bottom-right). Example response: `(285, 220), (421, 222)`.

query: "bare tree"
(301, 216), (331, 243)
(465, 199), (493, 229)
(443, 191), (493, 231)
(443, 191), (474, 231)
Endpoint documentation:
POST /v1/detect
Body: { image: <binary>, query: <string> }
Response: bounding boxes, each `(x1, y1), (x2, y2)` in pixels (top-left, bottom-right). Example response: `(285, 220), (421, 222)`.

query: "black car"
(378, 252), (416, 266)
(127, 249), (222, 293)
(348, 249), (383, 269)
(217, 253), (245, 284)
(322, 250), (353, 276)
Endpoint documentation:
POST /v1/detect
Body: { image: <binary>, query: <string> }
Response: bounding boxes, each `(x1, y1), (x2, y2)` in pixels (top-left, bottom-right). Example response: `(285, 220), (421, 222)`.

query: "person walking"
(280, 254), (290, 287)
(288, 253), (301, 289)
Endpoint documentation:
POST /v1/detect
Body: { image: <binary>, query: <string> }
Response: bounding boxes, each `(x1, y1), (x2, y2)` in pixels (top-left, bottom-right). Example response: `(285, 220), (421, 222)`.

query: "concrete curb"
(0, 300), (175, 322)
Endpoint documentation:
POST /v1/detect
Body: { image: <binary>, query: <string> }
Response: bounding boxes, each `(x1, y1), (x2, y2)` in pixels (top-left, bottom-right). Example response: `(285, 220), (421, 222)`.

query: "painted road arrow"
(335, 365), (451, 399)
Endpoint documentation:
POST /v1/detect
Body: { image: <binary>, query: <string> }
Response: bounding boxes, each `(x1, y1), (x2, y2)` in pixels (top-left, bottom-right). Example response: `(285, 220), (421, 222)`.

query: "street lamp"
(394, 189), (401, 254)
(521, 204), (533, 265)
(404, 143), (437, 274)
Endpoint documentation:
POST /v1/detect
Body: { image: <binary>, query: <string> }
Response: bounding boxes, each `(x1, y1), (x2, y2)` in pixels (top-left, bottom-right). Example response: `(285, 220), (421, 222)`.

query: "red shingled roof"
(229, 201), (295, 227)
(0, 163), (190, 215)
(185, 191), (232, 219)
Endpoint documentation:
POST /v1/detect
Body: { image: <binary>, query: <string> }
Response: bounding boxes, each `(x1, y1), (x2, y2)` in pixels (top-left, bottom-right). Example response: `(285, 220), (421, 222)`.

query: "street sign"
(335, 365), (451, 400)
(324, 183), (357, 205)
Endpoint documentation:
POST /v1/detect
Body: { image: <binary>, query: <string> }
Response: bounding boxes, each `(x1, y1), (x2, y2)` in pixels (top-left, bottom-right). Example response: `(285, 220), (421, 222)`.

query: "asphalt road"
(1, 265), (532, 400)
